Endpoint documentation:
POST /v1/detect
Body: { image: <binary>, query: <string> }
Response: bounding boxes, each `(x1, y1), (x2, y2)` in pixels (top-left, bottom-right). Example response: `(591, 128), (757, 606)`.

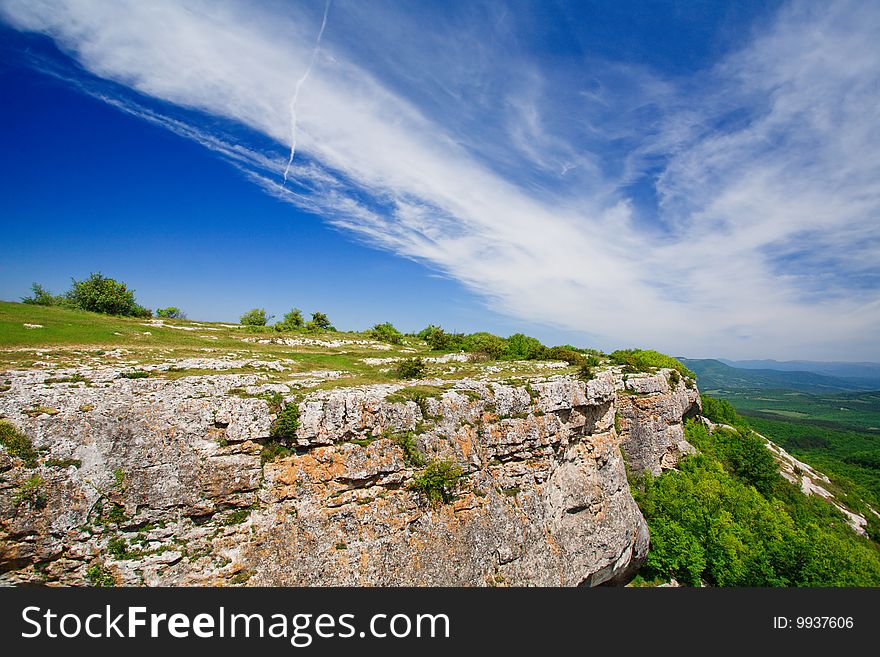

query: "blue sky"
(1, 0), (878, 360)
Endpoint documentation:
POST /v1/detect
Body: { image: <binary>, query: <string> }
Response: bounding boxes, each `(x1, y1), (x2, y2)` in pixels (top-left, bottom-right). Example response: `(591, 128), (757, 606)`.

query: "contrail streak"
(283, 0), (332, 183)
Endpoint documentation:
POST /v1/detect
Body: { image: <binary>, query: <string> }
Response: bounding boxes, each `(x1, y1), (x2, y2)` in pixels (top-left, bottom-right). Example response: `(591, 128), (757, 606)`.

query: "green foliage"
(239, 308), (270, 326)
(543, 346), (587, 367)
(277, 308), (304, 331)
(118, 370), (150, 379)
(396, 357), (427, 379)
(633, 421), (880, 586)
(106, 537), (131, 559)
(461, 332), (508, 359)
(577, 364), (595, 381)
(700, 395), (745, 428)
(417, 325), (442, 340)
(269, 402), (300, 439)
(684, 420), (780, 497)
(14, 474), (46, 508)
(113, 467), (126, 491)
(85, 563), (117, 587)
(0, 420), (38, 467)
(421, 326), (464, 351)
(222, 507), (253, 525)
(66, 273), (150, 317)
(370, 322), (403, 344)
(47, 457), (81, 469)
(609, 349), (694, 378)
(21, 283), (64, 307)
(410, 459), (463, 503)
(260, 442), (292, 464)
(388, 430), (426, 467)
(156, 307), (185, 319)
(306, 311), (333, 331)
(504, 333), (543, 360)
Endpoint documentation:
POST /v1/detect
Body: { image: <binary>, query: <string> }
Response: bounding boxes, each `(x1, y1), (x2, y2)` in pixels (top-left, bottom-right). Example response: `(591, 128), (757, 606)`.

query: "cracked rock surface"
(0, 364), (696, 586)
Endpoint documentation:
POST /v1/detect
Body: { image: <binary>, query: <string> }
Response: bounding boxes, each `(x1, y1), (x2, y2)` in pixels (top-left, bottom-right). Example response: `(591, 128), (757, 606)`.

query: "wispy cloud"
(2, 0), (878, 359)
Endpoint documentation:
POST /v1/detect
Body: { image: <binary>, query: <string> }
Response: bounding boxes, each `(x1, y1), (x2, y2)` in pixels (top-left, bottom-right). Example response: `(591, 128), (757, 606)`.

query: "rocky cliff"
(0, 361), (699, 586)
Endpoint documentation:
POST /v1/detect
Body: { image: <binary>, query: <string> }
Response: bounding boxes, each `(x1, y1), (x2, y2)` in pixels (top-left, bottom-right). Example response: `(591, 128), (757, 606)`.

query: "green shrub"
(370, 322), (403, 344)
(577, 364), (595, 381)
(21, 283), (64, 306)
(609, 349), (694, 378)
(545, 346), (587, 367)
(276, 308), (304, 331)
(0, 420), (38, 467)
(389, 430), (426, 467)
(240, 308), (270, 326)
(306, 311), (333, 331)
(396, 357), (427, 379)
(66, 273), (149, 317)
(461, 332), (508, 360)
(417, 325), (442, 340)
(270, 402), (300, 439)
(14, 474), (45, 508)
(410, 459), (463, 503)
(687, 420), (780, 497)
(423, 327), (465, 351)
(700, 395), (745, 428)
(85, 563), (117, 587)
(504, 333), (543, 360)
(156, 307), (185, 319)
(260, 442), (292, 464)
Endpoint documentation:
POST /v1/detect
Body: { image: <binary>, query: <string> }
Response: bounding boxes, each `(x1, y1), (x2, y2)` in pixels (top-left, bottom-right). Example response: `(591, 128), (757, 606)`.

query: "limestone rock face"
(616, 371), (702, 476)
(0, 366), (695, 587)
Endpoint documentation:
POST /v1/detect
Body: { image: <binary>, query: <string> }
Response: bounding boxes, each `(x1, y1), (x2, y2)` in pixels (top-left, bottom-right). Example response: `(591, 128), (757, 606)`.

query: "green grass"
(0, 420), (38, 467)
(0, 301), (607, 391)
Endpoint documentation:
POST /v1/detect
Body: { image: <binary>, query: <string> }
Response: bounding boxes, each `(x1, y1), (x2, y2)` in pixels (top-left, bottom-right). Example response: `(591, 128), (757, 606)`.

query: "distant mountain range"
(679, 358), (880, 393)
(719, 359), (880, 387)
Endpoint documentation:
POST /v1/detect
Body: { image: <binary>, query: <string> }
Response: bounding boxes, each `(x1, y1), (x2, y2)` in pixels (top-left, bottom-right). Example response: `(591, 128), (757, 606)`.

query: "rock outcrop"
(616, 372), (701, 477)
(0, 364), (696, 586)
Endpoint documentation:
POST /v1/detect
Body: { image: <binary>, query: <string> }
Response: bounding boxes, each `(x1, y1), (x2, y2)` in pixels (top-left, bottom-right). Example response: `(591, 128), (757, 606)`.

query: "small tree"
(66, 273), (148, 317)
(240, 308), (270, 326)
(281, 308), (304, 329)
(410, 459), (463, 503)
(396, 357), (427, 379)
(505, 333), (543, 360)
(305, 311), (334, 332)
(370, 322), (403, 344)
(156, 307), (185, 319)
(21, 283), (63, 307)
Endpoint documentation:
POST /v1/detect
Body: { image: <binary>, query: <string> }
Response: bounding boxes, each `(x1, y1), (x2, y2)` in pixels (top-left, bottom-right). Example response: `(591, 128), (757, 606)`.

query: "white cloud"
(2, 0), (878, 359)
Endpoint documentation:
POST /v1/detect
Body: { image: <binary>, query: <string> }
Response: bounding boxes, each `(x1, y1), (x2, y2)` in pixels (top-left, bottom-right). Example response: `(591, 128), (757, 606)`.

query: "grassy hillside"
(0, 301), (608, 392)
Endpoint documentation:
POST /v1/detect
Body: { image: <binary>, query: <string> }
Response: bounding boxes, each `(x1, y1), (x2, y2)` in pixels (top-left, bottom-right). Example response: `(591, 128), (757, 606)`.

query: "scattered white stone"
(23, 323), (43, 329)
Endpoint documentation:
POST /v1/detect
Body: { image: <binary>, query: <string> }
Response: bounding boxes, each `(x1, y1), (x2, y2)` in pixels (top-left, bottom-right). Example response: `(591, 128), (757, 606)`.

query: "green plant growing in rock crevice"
(410, 459), (463, 504)
(387, 430), (426, 467)
(14, 474), (46, 508)
(269, 401), (300, 439)
(260, 395), (299, 463)
(85, 563), (117, 587)
(0, 420), (38, 467)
